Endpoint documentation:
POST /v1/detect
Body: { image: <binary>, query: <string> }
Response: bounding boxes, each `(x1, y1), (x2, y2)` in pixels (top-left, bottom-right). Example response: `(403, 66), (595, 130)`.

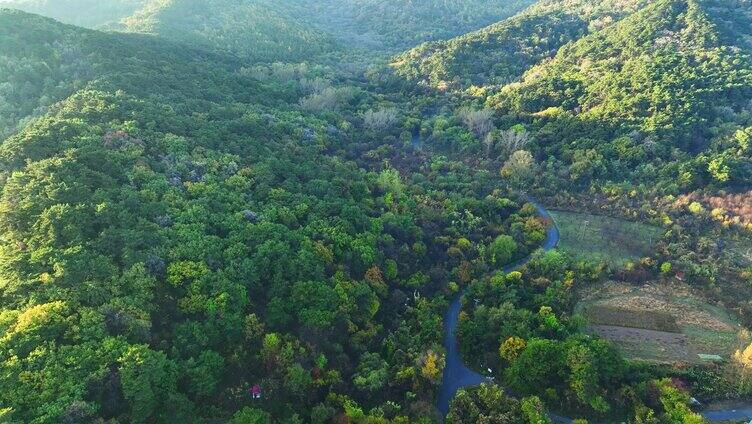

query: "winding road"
(436, 200), (752, 423)
(437, 200), (560, 417)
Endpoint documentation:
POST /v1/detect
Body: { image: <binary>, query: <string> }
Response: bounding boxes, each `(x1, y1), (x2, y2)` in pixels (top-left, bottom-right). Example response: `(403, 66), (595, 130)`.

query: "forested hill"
(0, 0), (538, 56)
(274, 0), (537, 51)
(2, 1), (752, 423)
(393, 0), (752, 101)
(118, 0), (336, 62)
(0, 9), (554, 423)
(391, 0), (752, 193)
(494, 0), (752, 143)
(0, 8), (277, 140)
(113, 0), (554, 60)
(392, 0), (649, 90)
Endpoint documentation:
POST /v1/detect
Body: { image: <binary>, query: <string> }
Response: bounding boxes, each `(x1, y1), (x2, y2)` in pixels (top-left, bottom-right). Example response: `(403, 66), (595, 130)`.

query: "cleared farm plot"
(576, 281), (742, 364)
(588, 325), (698, 363)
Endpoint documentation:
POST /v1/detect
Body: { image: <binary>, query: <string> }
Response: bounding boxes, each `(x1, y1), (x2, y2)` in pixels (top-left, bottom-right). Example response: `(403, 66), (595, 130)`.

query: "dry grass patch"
(726, 237), (752, 268)
(588, 325), (697, 364)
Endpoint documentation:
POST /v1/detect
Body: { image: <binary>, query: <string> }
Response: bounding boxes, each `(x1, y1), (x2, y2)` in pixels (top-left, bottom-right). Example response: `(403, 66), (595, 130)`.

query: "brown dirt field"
(578, 281), (737, 333)
(588, 325), (698, 363)
(584, 304), (679, 333)
(577, 281), (743, 363)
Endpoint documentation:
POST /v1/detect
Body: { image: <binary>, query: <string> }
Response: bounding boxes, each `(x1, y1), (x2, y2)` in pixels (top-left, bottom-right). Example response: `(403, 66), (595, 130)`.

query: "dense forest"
(0, 0), (751, 423)
(117, 0), (338, 62)
(270, 0), (537, 51)
(392, 0), (649, 89)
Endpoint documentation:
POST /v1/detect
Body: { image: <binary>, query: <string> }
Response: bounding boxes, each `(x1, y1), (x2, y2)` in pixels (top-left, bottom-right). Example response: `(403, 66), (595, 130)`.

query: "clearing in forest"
(550, 210), (662, 266)
(576, 281), (743, 364)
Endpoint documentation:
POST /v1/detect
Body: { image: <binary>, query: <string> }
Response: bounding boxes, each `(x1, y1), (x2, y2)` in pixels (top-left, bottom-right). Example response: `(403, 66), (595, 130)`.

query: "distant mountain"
(118, 0), (335, 62)
(0, 0), (538, 58)
(0, 0), (145, 27)
(392, 0), (649, 90)
(127, 0), (538, 55)
(0, 8), (275, 139)
(279, 0), (537, 51)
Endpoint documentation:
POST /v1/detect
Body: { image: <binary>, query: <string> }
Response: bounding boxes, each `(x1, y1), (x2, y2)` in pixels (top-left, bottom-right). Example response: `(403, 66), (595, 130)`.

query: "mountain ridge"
(492, 0), (752, 142)
(1, 1), (751, 423)
(117, 0), (336, 62)
(392, 0), (649, 90)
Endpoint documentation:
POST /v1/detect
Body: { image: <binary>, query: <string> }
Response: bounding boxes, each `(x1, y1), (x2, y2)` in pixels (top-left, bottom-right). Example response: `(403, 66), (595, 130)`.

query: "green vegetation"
(2, 0), (752, 422)
(494, 0), (752, 142)
(551, 211), (662, 265)
(393, 0), (648, 89)
(494, 0), (752, 193)
(455, 251), (708, 421)
(447, 384), (549, 424)
(395, 0), (752, 196)
(276, 0), (537, 51)
(0, 9), (559, 423)
(119, 0), (336, 62)
(1, 0), (538, 56)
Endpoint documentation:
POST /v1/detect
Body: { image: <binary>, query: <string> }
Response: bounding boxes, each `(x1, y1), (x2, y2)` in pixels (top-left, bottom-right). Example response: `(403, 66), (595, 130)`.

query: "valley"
(0, 0), (751, 423)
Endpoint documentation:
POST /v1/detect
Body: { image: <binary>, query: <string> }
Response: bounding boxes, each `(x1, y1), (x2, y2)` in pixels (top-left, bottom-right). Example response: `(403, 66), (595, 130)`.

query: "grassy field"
(576, 281), (742, 364)
(551, 210), (662, 266)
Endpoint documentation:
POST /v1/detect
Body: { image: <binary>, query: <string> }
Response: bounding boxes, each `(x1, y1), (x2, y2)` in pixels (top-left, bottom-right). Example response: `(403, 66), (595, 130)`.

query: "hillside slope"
(493, 0), (752, 143)
(279, 0), (537, 51)
(118, 0), (335, 62)
(388, 0), (751, 193)
(0, 9), (553, 424)
(0, 0), (537, 57)
(0, 8), (270, 139)
(1, 3), (749, 424)
(392, 0), (649, 90)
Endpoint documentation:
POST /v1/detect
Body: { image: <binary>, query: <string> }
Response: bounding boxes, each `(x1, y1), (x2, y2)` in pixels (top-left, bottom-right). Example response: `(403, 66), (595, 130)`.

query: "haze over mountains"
(1, 0), (538, 53)
(0, 0), (146, 27)
(0, 0), (751, 423)
(117, 0), (337, 61)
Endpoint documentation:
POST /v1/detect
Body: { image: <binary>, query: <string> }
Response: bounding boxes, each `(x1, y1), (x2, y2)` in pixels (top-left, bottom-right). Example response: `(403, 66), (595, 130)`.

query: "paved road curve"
(435, 200), (752, 422)
(437, 200), (559, 417)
